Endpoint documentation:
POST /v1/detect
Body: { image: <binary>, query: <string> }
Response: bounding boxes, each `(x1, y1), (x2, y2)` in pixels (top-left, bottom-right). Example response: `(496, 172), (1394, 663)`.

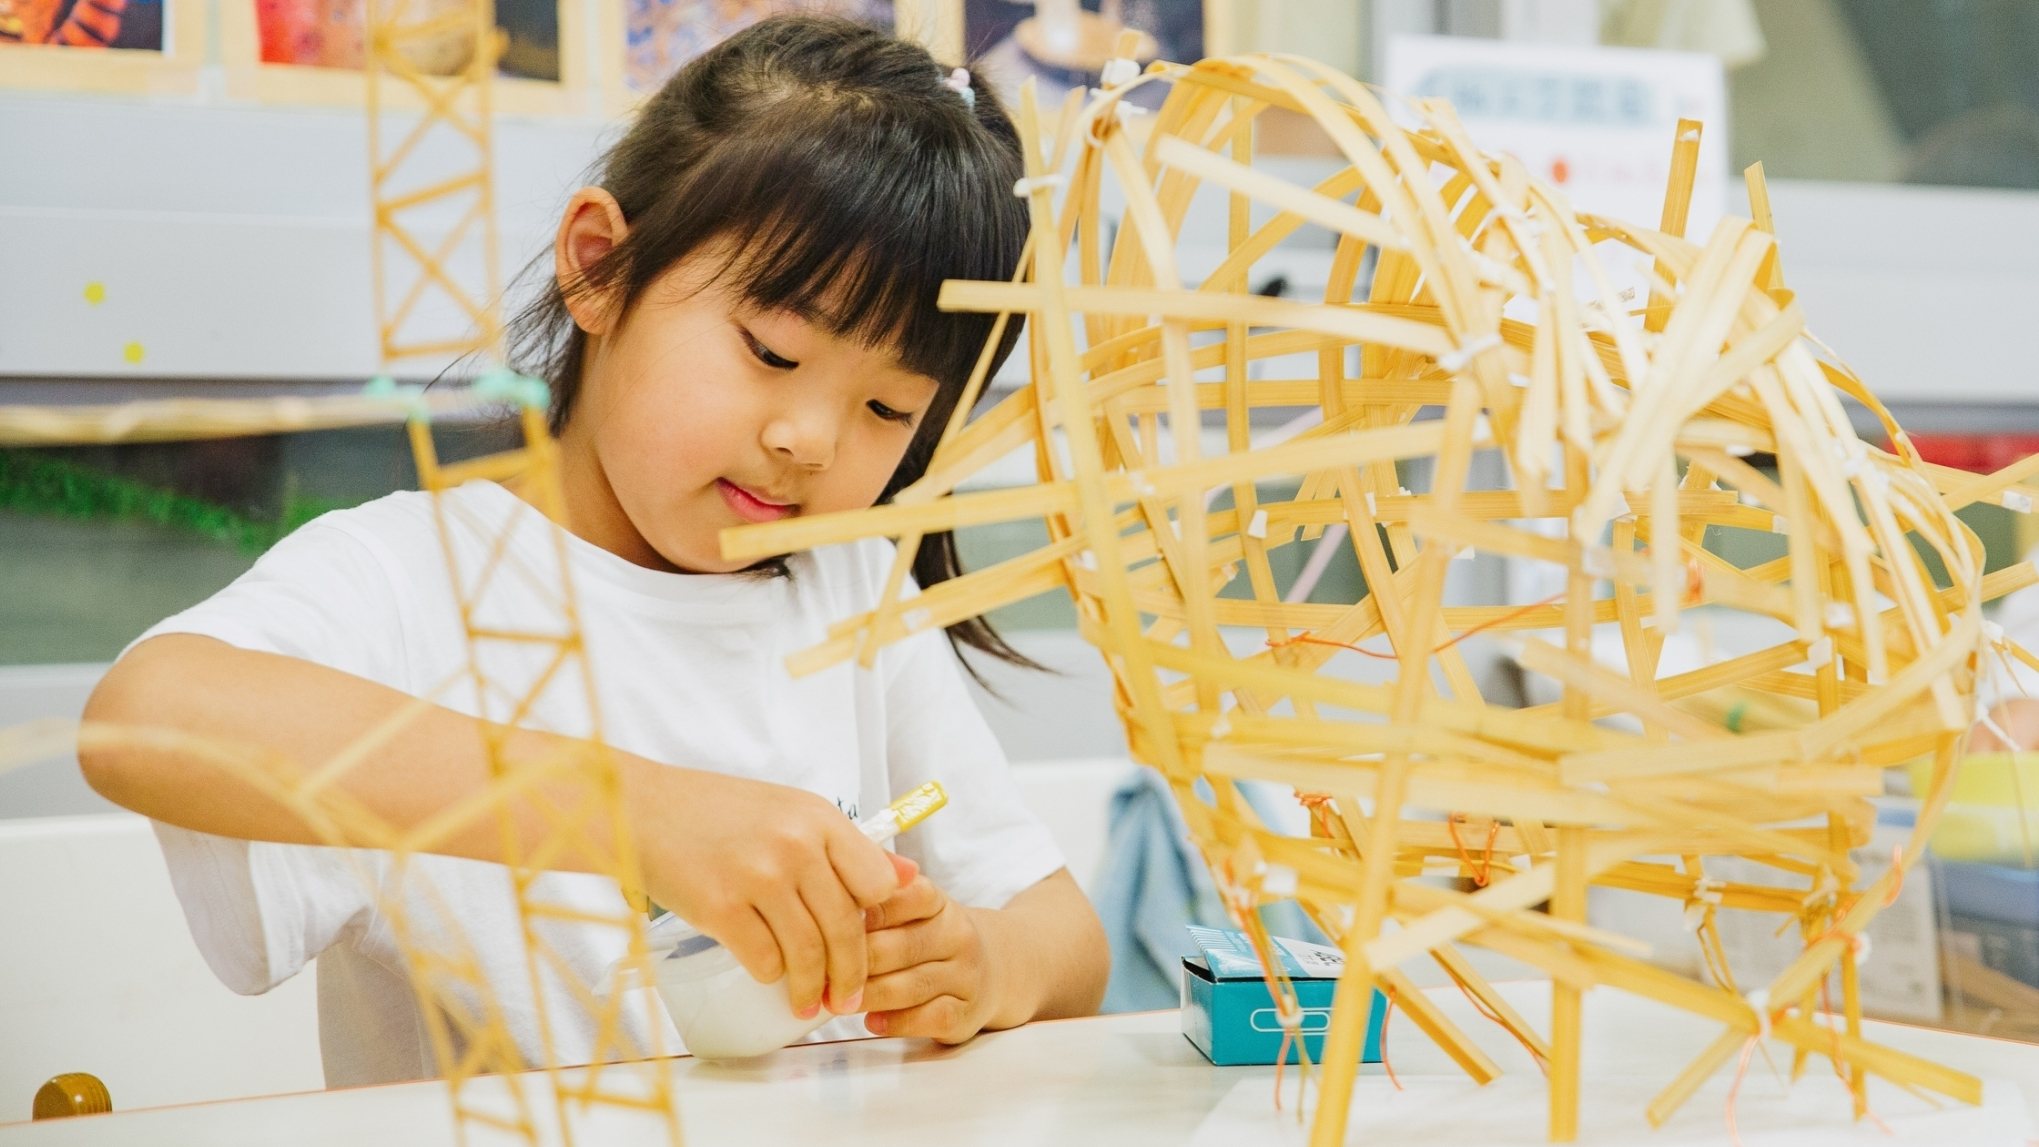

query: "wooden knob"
(33, 1074), (110, 1120)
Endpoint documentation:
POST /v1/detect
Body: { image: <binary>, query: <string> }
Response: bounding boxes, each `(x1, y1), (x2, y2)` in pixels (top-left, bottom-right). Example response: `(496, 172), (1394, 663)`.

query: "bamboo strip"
(0, 391), (484, 446)
(940, 282), (1459, 358)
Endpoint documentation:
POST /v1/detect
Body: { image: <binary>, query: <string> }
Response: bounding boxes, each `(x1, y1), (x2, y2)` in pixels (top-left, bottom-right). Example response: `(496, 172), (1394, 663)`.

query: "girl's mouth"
(717, 479), (794, 524)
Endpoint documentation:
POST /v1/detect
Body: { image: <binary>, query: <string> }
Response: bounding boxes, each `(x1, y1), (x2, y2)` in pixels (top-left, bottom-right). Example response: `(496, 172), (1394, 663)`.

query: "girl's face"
(551, 189), (940, 574)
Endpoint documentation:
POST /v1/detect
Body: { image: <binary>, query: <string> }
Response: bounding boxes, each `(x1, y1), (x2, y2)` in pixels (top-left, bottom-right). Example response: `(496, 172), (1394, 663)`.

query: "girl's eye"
(742, 330), (798, 370)
(868, 400), (916, 426)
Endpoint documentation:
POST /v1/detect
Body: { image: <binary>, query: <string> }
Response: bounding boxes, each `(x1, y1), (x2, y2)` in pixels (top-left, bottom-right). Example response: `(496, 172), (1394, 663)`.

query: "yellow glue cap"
(885, 782), (947, 833)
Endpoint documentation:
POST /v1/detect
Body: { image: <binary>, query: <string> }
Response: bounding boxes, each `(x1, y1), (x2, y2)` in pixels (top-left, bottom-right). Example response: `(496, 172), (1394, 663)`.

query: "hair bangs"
(696, 97), (1024, 395)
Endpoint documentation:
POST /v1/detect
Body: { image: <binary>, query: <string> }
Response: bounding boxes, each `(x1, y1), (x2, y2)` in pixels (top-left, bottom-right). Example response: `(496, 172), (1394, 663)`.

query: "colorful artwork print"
(625, 0), (891, 94)
(254, 0), (558, 80)
(0, 0), (162, 49)
(254, 0), (360, 67)
(965, 0), (1199, 109)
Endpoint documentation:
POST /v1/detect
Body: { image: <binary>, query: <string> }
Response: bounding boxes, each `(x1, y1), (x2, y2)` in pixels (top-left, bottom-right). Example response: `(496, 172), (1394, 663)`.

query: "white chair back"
(0, 814), (322, 1118)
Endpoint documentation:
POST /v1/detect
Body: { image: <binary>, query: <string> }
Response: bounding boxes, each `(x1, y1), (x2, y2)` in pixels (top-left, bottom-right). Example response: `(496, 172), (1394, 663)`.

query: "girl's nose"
(761, 407), (836, 470)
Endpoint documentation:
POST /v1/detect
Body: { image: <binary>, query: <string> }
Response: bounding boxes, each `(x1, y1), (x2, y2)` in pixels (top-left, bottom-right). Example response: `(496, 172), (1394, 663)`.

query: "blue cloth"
(1092, 767), (1329, 1013)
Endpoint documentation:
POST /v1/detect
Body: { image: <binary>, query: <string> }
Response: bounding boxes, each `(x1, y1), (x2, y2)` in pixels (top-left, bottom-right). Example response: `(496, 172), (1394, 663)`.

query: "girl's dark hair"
(508, 14), (1037, 674)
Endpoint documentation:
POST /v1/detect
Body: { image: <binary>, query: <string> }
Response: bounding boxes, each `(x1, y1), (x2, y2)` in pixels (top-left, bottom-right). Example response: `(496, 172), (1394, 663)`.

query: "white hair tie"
(943, 67), (975, 109)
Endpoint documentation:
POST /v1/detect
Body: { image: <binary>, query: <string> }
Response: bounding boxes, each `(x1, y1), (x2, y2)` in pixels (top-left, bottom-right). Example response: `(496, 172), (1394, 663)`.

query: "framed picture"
(0, 0), (204, 93)
(220, 0), (589, 113)
(964, 0), (1205, 111)
(602, 0), (900, 108)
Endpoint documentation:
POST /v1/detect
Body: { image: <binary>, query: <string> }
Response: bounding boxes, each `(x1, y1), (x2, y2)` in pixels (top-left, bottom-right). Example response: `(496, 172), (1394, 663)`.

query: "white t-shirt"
(137, 480), (1064, 1088)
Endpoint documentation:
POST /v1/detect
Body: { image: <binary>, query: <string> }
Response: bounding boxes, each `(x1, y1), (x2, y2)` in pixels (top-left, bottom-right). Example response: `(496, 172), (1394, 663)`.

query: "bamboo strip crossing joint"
(723, 55), (2013, 1146)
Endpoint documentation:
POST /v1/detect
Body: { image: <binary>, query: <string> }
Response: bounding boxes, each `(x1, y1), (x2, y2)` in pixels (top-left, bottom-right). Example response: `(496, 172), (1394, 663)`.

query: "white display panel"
(0, 92), (608, 381)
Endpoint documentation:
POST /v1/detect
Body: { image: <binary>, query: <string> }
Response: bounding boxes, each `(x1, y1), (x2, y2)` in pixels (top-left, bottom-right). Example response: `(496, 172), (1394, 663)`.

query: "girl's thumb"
(887, 852), (919, 887)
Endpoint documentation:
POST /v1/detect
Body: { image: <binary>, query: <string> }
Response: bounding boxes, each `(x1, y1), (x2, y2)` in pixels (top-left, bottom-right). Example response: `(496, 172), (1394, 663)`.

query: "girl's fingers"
(757, 897), (830, 1016)
(887, 852), (920, 886)
(864, 913), (949, 978)
(863, 874), (943, 932)
(857, 961), (952, 1017)
(715, 906), (786, 986)
(798, 871), (869, 1014)
(865, 993), (974, 1044)
(828, 822), (905, 908)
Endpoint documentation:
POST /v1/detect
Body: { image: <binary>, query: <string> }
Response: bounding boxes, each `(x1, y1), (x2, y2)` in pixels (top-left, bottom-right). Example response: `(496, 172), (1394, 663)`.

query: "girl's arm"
(83, 633), (900, 1017)
(858, 866), (1110, 1042)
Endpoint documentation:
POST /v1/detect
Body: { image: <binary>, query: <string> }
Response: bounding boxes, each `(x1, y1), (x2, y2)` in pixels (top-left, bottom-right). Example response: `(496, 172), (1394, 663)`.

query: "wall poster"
(619, 0), (894, 99)
(222, 0), (585, 112)
(964, 0), (1202, 111)
(0, 0), (203, 92)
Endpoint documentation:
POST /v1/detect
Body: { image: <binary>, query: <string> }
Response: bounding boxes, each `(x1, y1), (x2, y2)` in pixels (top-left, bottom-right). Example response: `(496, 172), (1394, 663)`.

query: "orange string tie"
(1452, 976), (1548, 1075)
(1264, 590), (1568, 662)
(1378, 988), (1403, 1091)
(1270, 1000), (1315, 1118)
(1820, 952), (1894, 1134)
(1268, 632), (1400, 661)
(1724, 1033), (1761, 1147)
(1883, 845), (1905, 908)
(1451, 588), (1569, 646)
(1446, 814), (1501, 887)
(1273, 1017), (1297, 1111)
(1296, 791), (1338, 839)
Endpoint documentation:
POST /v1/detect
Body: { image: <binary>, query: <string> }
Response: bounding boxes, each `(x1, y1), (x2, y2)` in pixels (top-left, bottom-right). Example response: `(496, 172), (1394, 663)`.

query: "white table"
(5, 982), (2036, 1146)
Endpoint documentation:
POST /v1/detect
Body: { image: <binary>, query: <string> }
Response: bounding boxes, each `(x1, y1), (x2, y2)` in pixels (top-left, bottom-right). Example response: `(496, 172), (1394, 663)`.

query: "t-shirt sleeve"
(131, 516), (418, 994)
(152, 821), (380, 996)
(880, 627), (1068, 910)
(129, 516), (417, 686)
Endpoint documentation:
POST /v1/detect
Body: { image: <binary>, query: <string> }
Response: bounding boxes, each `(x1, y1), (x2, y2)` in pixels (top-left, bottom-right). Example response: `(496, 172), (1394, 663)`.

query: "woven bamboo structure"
(720, 55), (2039, 1143)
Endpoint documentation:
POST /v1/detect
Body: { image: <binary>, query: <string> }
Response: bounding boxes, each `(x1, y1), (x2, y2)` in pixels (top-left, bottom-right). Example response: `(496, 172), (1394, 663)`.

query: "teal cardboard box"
(1180, 926), (1384, 1066)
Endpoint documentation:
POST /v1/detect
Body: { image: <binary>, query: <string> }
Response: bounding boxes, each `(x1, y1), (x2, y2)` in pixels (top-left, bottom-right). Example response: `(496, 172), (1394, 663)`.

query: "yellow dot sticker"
(123, 342), (145, 364)
(84, 282), (106, 305)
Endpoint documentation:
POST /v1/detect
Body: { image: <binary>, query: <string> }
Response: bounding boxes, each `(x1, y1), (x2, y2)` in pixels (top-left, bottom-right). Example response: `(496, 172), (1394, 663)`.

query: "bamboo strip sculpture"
(721, 55), (2039, 1144)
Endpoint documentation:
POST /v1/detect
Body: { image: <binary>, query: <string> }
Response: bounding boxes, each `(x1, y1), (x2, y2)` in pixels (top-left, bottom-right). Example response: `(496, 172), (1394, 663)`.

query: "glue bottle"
(642, 781), (947, 1059)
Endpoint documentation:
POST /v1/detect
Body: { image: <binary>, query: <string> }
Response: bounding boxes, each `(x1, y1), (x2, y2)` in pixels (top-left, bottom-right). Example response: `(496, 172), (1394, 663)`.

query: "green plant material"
(0, 449), (362, 554)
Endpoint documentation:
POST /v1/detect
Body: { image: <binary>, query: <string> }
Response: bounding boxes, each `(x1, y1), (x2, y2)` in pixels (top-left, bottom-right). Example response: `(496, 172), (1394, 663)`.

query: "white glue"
(644, 781), (948, 1059)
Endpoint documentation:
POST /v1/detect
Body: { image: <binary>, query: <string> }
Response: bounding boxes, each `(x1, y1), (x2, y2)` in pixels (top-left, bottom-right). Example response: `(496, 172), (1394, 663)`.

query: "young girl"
(82, 15), (1108, 1086)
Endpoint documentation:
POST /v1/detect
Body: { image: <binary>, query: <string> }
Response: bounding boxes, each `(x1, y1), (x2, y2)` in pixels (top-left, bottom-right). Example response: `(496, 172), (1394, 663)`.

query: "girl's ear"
(555, 187), (630, 336)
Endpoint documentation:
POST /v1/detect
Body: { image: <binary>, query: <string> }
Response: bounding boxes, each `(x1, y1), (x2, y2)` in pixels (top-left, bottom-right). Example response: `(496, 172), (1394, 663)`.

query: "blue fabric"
(1093, 767), (1227, 1012)
(1092, 767), (1329, 1013)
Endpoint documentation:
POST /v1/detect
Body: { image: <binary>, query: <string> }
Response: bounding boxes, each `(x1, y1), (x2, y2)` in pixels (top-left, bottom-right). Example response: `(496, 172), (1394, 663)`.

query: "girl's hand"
(858, 867), (1106, 1043)
(631, 763), (900, 1019)
(857, 872), (1008, 1043)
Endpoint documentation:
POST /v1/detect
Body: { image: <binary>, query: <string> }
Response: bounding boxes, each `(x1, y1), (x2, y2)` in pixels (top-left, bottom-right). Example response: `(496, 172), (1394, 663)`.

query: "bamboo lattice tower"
(396, 384), (684, 1147)
(720, 55), (2039, 1144)
(0, 382), (687, 1147)
(365, 0), (503, 369)
(2, 1), (692, 1135)
(359, 5), (684, 1138)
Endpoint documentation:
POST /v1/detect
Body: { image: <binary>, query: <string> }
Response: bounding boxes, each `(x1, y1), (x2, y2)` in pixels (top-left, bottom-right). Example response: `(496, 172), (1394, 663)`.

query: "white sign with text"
(1384, 34), (1728, 239)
